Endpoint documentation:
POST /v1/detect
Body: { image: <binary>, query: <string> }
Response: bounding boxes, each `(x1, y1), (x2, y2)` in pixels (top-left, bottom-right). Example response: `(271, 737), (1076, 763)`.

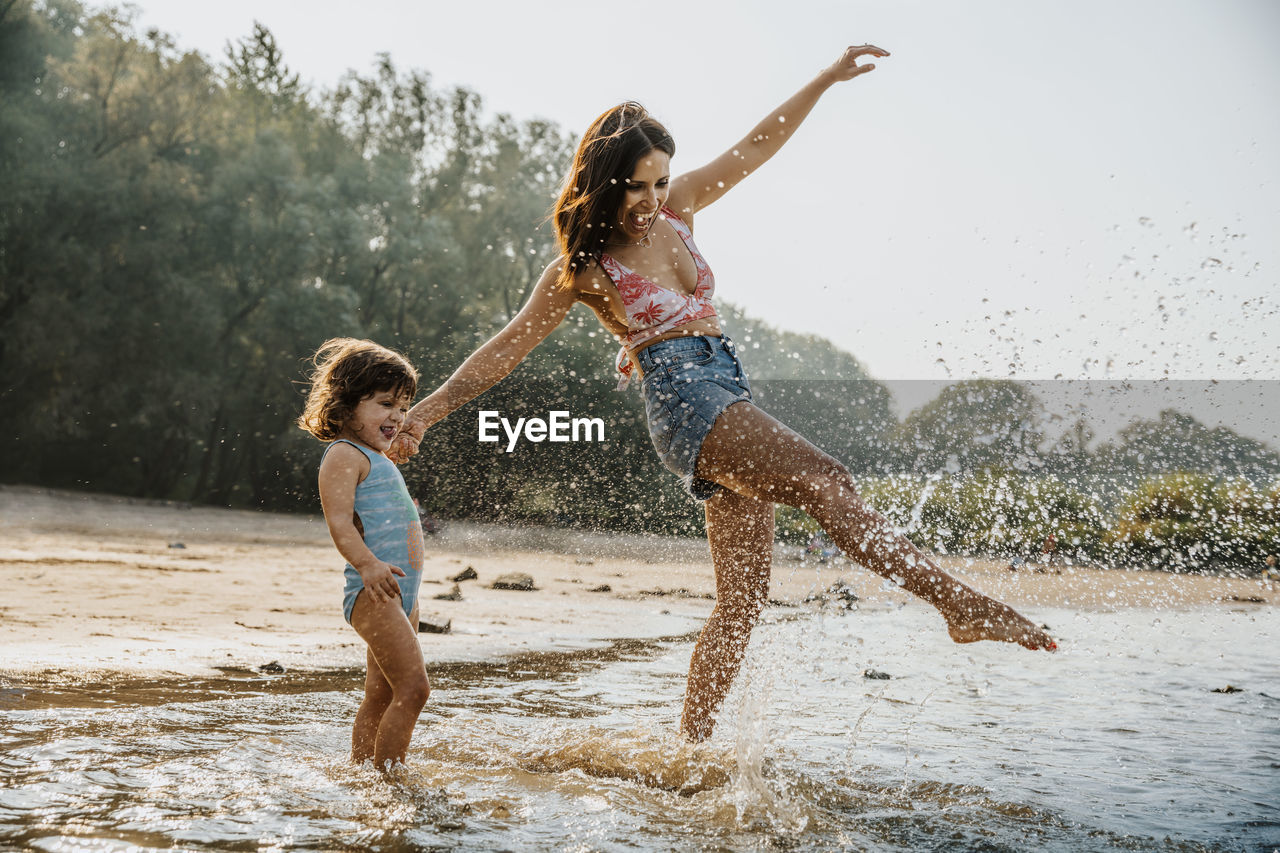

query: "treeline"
(2, 2), (1277, 569)
(774, 386), (1280, 572)
(824, 468), (1279, 574)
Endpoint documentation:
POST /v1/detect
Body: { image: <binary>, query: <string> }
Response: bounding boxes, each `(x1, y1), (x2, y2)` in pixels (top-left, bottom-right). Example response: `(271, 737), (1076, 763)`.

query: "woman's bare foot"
(943, 591), (1057, 651)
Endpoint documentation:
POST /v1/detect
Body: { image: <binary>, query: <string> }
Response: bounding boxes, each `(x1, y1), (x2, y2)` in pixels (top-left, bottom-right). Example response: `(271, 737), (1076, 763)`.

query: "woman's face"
(614, 149), (671, 243)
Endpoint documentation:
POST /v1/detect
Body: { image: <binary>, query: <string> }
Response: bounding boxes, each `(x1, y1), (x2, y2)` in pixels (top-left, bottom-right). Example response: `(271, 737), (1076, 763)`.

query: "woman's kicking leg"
(695, 401), (1056, 650)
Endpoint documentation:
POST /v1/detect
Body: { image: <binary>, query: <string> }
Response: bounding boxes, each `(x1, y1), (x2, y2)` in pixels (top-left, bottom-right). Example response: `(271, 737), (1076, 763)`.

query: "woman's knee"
(716, 586), (768, 624)
(797, 458), (862, 512)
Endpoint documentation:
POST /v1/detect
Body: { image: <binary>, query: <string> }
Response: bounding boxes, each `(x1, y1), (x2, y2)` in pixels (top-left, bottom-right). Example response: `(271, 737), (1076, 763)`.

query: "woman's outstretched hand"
(387, 420), (426, 465)
(826, 44), (890, 81)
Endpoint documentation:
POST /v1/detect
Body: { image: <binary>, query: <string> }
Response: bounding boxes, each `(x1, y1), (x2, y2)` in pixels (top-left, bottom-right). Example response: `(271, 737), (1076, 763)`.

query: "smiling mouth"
(380, 426), (397, 440)
(629, 211), (654, 231)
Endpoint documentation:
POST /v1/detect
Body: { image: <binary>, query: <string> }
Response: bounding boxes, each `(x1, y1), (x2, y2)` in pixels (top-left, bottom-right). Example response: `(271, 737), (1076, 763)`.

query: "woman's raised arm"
(388, 260), (577, 463)
(669, 44), (889, 217)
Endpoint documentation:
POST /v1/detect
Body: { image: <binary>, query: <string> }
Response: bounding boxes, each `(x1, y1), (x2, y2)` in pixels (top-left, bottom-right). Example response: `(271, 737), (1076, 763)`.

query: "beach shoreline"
(1, 484), (1273, 685)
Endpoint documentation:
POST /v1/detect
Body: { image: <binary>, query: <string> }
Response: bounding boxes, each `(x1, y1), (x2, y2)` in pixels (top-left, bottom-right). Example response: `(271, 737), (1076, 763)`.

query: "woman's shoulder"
(662, 184), (697, 229)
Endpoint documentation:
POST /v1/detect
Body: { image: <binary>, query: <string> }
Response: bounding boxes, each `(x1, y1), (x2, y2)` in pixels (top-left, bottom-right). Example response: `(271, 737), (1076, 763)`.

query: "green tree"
(894, 379), (1046, 475)
(1090, 409), (1280, 499)
(1108, 472), (1280, 572)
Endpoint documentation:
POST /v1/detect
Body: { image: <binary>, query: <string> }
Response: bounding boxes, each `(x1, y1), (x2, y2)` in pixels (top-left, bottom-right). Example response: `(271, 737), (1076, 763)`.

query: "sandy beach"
(0, 484), (1273, 682)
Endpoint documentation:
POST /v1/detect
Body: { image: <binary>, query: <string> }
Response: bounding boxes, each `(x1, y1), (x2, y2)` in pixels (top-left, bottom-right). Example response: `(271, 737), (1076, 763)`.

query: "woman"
(391, 45), (1056, 741)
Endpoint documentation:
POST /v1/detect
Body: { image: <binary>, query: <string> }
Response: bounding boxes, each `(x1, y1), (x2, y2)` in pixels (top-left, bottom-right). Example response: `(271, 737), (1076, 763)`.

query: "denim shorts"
(636, 335), (753, 501)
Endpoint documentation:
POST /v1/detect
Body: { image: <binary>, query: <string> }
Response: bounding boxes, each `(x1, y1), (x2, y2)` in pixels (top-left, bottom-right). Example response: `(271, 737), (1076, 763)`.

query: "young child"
(297, 337), (429, 770)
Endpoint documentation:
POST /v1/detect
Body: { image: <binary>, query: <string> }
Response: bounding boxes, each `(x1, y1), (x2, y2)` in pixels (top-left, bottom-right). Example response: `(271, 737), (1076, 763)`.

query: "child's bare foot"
(944, 592), (1057, 651)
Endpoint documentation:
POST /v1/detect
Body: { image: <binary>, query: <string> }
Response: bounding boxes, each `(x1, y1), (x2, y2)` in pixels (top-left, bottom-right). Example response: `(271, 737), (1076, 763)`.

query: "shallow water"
(2, 605), (1277, 852)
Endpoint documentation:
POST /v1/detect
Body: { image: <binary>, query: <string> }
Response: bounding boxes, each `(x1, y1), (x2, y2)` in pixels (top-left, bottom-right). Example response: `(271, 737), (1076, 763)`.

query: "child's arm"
(318, 442), (406, 605)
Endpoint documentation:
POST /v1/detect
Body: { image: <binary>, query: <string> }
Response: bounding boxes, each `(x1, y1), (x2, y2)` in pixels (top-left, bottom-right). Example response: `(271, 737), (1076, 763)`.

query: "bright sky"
(127, 0), (1280, 438)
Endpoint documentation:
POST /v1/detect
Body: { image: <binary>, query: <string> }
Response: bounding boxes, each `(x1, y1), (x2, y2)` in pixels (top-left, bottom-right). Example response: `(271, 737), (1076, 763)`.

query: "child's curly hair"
(297, 338), (419, 441)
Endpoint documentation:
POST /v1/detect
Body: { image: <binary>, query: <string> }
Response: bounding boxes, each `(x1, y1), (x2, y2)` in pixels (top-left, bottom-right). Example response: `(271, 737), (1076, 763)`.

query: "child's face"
(340, 390), (410, 452)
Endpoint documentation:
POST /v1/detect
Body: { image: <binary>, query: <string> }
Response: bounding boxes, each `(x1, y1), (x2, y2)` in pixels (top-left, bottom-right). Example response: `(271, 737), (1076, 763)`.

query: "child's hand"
(357, 559), (407, 605)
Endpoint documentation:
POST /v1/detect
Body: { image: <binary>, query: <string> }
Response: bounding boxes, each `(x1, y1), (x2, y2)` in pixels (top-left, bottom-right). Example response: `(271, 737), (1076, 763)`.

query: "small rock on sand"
(434, 584), (463, 601)
(418, 616), (452, 634)
(806, 579), (859, 610)
(491, 572), (536, 591)
(451, 567), (478, 582)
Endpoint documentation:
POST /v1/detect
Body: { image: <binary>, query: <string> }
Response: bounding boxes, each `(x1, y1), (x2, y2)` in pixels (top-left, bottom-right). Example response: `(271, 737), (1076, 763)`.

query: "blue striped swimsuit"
(323, 439), (424, 624)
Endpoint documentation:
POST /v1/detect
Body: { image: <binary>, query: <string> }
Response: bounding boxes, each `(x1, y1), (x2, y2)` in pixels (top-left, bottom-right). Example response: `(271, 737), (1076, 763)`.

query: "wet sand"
(1, 485), (1273, 682)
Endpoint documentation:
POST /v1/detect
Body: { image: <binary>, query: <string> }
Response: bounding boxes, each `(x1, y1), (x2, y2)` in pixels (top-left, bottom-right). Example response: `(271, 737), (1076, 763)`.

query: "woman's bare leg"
(349, 596), (430, 769)
(696, 401), (1056, 650)
(681, 487), (775, 742)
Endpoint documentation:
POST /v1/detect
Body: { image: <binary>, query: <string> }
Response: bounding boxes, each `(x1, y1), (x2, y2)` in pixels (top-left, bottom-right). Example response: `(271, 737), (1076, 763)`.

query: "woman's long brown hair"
(551, 102), (675, 291)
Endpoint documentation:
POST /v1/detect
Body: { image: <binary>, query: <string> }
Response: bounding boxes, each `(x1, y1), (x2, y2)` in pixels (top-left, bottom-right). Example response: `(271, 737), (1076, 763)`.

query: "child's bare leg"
(681, 488), (774, 742)
(352, 646), (394, 763)
(350, 595), (430, 769)
(696, 402), (1056, 651)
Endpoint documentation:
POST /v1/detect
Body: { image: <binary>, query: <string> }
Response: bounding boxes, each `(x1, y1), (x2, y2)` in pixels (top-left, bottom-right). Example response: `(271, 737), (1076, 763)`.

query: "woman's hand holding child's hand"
(356, 559), (406, 605)
(387, 419), (426, 464)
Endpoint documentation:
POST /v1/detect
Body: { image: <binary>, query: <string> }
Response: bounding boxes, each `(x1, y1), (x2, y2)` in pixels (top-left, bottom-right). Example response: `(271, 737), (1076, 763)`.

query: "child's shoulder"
(319, 439), (374, 477)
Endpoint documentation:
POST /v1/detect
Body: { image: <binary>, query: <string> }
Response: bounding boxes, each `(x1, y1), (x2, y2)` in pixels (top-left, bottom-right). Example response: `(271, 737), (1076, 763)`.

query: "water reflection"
(3, 607), (1277, 851)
